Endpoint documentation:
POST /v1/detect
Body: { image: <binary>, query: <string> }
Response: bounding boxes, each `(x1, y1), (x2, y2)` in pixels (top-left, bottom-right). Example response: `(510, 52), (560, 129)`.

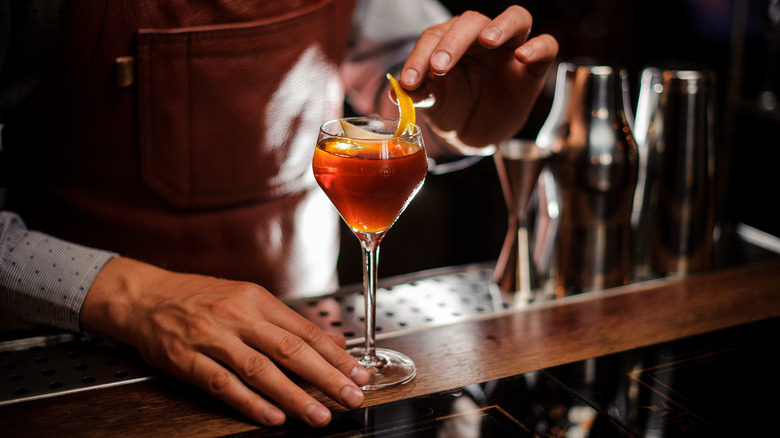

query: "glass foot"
(348, 347), (416, 390)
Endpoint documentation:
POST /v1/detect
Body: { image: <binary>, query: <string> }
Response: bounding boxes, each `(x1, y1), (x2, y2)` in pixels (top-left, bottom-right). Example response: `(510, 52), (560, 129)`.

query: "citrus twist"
(386, 73), (415, 137)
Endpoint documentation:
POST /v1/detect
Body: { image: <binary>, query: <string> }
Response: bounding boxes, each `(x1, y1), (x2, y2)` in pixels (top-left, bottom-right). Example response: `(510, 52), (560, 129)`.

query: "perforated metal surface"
(288, 264), (512, 344)
(0, 333), (157, 406)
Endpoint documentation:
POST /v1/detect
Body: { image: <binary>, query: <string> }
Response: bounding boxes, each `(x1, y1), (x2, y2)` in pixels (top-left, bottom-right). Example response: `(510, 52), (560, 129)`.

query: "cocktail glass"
(312, 117), (427, 389)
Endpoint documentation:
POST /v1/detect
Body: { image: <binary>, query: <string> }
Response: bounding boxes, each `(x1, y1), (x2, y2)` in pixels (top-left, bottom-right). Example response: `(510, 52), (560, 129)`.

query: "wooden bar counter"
(2, 254), (780, 436)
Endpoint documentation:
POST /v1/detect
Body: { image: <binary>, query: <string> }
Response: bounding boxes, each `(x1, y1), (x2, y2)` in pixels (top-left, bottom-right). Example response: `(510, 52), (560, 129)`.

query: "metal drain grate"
(0, 332), (157, 406)
(288, 264), (512, 343)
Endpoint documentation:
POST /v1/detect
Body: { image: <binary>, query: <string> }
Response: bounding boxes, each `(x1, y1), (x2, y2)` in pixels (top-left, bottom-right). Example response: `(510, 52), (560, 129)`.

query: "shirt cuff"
(1, 220), (117, 333)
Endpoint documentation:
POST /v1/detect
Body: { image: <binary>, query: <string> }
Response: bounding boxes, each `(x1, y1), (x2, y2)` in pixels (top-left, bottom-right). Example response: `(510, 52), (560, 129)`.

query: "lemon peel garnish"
(386, 73), (415, 137)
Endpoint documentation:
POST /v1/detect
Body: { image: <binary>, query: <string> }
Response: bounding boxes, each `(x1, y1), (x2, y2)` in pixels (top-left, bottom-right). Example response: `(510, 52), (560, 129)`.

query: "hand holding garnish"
(398, 5), (558, 148)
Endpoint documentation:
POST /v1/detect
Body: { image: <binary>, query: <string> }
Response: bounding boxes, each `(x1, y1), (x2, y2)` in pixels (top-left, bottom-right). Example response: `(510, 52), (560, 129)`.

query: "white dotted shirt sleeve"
(0, 211), (117, 333)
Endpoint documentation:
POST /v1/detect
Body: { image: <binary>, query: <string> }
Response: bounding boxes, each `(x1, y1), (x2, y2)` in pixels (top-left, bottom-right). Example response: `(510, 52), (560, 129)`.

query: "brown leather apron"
(3, 0), (357, 297)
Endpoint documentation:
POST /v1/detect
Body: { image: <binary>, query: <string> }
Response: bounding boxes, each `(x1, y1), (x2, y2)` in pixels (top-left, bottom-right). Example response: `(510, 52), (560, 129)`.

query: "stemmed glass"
(312, 117), (427, 389)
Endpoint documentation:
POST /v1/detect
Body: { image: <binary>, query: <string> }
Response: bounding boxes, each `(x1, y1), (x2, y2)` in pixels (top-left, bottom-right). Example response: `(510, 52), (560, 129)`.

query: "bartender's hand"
(80, 257), (368, 428)
(401, 5), (558, 148)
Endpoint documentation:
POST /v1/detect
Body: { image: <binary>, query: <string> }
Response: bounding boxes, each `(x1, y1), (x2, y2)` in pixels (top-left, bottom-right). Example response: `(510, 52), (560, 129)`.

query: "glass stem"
(358, 232), (384, 366)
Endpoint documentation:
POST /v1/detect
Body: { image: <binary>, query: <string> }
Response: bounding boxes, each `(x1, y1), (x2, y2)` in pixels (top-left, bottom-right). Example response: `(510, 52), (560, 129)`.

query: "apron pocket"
(136, 1), (342, 209)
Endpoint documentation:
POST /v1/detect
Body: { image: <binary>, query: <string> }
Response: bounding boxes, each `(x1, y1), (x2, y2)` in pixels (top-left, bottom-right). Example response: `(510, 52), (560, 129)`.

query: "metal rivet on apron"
(115, 56), (135, 88)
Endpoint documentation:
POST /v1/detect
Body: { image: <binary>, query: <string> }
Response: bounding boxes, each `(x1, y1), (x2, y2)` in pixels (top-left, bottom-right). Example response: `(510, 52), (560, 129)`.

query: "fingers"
(188, 319), (365, 428)
(186, 352), (290, 427)
(401, 13), (485, 86)
(213, 296), (367, 427)
(259, 299), (370, 388)
(247, 320), (368, 407)
(400, 21), (451, 87)
(426, 11), (493, 76)
(477, 5), (533, 49)
(201, 334), (357, 428)
(401, 6), (535, 88)
(515, 34), (560, 76)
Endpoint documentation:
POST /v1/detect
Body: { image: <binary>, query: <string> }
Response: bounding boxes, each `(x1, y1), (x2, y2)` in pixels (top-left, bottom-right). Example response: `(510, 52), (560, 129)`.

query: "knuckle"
(206, 283), (264, 321)
(461, 10), (488, 22)
(209, 296), (234, 313)
(206, 369), (233, 395)
(242, 354), (273, 380)
(420, 25), (446, 41)
(184, 317), (217, 341)
(544, 34), (560, 51)
(275, 334), (308, 361)
(508, 4), (531, 18)
(501, 5), (532, 30)
(233, 281), (262, 298)
(210, 295), (245, 319)
(296, 320), (324, 344)
(165, 341), (189, 364)
(143, 342), (184, 374)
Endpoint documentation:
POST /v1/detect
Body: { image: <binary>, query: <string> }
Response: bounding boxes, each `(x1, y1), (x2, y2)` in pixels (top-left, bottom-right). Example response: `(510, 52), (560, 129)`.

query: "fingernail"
(341, 385), (364, 408)
(431, 51), (451, 71)
(264, 407), (285, 426)
(517, 45), (536, 60)
(482, 26), (501, 43)
(351, 365), (370, 384)
(306, 403), (331, 427)
(401, 68), (419, 85)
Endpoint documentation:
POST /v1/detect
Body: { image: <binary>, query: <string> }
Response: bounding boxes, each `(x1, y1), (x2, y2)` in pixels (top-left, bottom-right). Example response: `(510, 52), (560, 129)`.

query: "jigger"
(493, 139), (552, 304)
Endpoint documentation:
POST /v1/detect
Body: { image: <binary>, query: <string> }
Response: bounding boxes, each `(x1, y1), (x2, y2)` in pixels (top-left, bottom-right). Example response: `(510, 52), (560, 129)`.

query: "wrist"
(80, 257), (168, 341)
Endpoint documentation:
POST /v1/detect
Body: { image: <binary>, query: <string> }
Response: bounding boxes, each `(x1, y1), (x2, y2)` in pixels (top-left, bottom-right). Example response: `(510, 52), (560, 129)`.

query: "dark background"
(337, 0), (780, 285)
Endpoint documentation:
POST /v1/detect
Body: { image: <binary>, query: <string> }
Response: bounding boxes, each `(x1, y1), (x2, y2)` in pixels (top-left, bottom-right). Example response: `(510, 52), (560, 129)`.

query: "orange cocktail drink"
(312, 136), (427, 234)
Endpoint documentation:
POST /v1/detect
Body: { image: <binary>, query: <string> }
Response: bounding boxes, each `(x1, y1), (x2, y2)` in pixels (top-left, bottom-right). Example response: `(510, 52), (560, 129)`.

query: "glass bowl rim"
(319, 116), (422, 141)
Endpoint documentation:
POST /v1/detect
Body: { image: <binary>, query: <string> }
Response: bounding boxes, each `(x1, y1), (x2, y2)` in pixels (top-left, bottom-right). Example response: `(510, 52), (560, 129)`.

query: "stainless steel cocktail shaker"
(631, 67), (717, 278)
(537, 60), (638, 295)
